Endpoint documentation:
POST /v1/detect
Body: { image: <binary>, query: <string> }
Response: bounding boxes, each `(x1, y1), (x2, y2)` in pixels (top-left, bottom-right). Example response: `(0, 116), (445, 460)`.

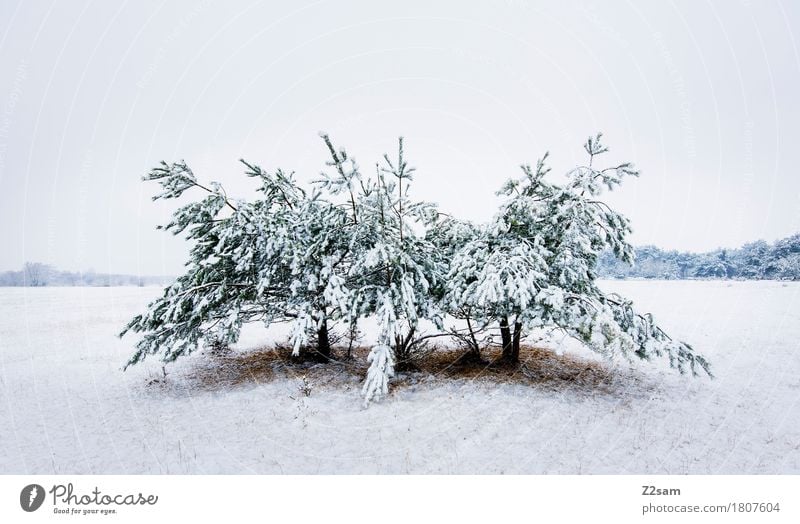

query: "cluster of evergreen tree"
(597, 235), (800, 280)
(121, 134), (712, 404)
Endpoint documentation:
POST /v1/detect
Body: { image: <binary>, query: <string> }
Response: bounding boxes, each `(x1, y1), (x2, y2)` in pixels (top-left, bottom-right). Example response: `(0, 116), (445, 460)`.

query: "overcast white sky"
(1, 0), (799, 275)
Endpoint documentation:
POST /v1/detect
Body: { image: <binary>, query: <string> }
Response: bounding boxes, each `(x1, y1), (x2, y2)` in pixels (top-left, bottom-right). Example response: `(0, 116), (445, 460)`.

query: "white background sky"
(1, 0), (798, 276)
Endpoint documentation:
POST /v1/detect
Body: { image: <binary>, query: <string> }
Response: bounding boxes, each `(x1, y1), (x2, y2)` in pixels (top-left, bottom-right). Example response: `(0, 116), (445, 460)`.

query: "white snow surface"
(1, 280), (798, 474)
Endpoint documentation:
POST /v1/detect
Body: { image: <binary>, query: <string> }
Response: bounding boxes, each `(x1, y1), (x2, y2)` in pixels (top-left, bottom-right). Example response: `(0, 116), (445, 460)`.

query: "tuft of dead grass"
(151, 343), (656, 400)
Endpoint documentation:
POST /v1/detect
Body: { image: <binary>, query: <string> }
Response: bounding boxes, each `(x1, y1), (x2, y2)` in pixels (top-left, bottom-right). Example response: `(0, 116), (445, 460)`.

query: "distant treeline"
(598, 233), (800, 280)
(5, 233), (799, 286)
(0, 262), (172, 287)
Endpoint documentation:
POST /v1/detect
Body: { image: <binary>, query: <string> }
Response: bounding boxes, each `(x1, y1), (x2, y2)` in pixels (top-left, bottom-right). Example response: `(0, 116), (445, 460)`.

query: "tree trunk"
(465, 315), (482, 359)
(316, 317), (331, 360)
(510, 322), (522, 364)
(499, 316), (513, 361)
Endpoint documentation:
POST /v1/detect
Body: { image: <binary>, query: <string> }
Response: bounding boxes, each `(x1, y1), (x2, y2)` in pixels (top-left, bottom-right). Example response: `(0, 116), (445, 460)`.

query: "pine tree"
(120, 158), (351, 366)
(445, 134), (711, 376)
(122, 135), (447, 403)
(316, 135), (443, 403)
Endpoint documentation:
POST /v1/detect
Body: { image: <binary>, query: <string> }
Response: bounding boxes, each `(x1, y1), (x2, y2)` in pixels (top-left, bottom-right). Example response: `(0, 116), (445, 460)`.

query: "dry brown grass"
(153, 343), (653, 399)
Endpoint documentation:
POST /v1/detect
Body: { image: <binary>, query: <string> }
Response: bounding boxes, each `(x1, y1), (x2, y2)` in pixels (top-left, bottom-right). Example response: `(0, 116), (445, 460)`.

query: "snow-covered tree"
(427, 217), (494, 361)
(120, 158), (351, 366)
(445, 134), (711, 376)
(316, 135), (444, 403)
(23, 262), (52, 287)
(122, 135), (447, 403)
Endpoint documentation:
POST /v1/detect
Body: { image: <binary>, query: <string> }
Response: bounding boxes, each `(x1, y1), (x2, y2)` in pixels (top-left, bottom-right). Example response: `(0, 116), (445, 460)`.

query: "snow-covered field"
(1, 281), (798, 474)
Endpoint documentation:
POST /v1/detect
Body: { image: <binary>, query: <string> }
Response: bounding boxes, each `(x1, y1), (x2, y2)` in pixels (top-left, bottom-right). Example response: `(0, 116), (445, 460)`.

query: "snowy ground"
(1, 280), (798, 474)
